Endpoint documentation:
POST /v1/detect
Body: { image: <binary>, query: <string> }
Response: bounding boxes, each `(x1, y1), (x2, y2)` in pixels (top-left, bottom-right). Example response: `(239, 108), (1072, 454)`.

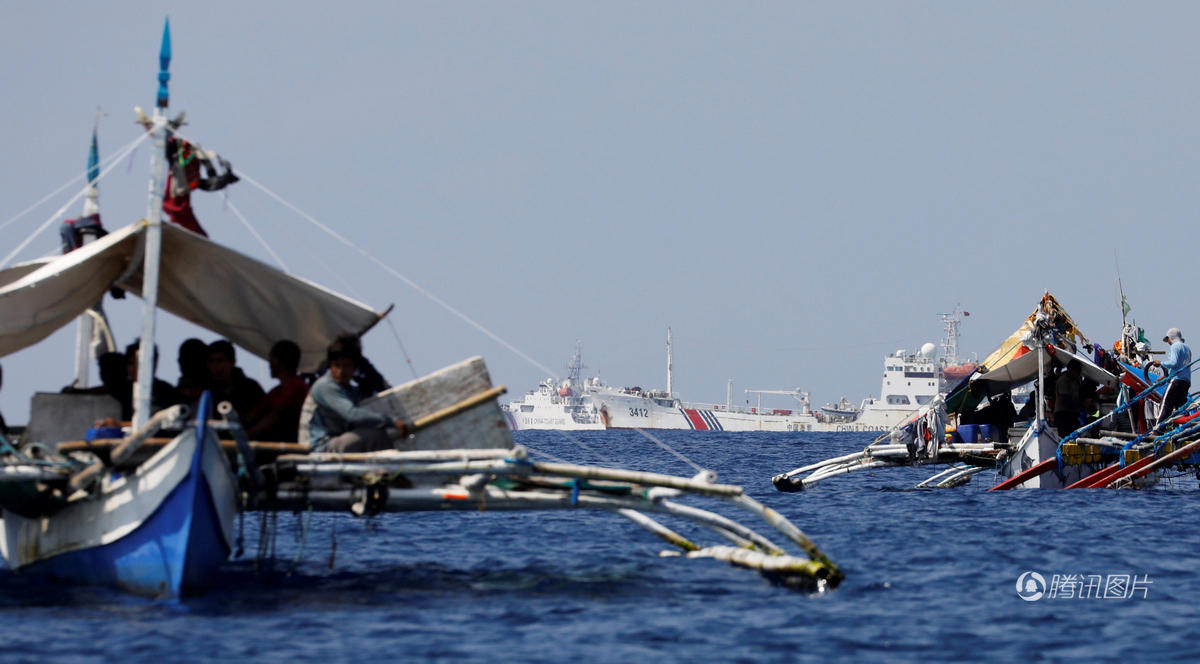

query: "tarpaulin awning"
(945, 293), (1117, 414)
(0, 221), (387, 371)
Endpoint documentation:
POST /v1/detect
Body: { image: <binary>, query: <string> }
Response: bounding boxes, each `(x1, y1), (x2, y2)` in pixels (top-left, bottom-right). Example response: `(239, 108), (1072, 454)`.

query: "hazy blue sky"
(2, 2), (1198, 423)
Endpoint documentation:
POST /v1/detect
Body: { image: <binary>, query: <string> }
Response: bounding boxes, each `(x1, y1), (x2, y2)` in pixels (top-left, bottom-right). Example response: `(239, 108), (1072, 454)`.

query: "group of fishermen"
(960, 326), (1193, 442)
(1046, 327), (1191, 438)
(66, 334), (406, 454)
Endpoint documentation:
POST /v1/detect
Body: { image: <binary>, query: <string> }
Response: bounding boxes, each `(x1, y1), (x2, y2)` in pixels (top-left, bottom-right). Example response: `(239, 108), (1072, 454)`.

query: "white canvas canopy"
(0, 258), (55, 289)
(971, 343), (1117, 392)
(0, 221), (386, 371)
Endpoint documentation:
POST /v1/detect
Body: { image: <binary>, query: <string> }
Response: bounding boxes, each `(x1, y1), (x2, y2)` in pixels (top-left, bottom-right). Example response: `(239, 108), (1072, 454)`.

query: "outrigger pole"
(132, 18), (171, 431)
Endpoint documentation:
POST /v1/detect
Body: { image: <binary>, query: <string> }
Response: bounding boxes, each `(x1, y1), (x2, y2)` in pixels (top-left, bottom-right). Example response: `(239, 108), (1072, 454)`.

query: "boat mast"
(133, 18), (171, 430)
(1115, 253), (1130, 332)
(1036, 342), (1045, 430)
(666, 326), (673, 396)
(71, 124), (104, 388)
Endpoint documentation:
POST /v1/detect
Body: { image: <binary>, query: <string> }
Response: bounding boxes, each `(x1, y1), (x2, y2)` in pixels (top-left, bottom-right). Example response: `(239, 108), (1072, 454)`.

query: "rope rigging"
(224, 163), (709, 473)
(0, 130), (151, 269)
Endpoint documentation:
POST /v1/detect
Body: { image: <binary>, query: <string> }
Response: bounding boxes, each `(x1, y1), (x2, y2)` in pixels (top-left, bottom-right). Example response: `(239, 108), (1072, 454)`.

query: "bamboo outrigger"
(13, 358), (843, 592)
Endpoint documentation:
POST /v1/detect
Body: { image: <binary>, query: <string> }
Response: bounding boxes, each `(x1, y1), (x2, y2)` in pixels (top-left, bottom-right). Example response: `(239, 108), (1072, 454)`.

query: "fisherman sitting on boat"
(62, 351), (132, 415)
(245, 340), (309, 442)
(1149, 327), (1192, 429)
(206, 339), (265, 421)
(299, 337), (409, 453)
(1053, 360), (1084, 438)
(308, 333), (390, 399)
(125, 341), (181, 420)
(174, 338), (209, 401)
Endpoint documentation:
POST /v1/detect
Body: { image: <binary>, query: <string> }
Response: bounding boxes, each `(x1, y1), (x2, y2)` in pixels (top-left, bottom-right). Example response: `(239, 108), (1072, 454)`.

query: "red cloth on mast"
(161, 138), (208, 236)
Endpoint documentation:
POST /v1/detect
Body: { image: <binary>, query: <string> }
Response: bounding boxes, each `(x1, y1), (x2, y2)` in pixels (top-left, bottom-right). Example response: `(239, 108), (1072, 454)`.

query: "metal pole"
(1035, 341), (1046, 465)
(133, 19), (171, 430)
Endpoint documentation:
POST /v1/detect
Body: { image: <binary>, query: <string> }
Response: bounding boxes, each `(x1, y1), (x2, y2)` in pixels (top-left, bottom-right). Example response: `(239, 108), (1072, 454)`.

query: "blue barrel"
(978, 424), (997, 442)
(956, 424), (979, 444)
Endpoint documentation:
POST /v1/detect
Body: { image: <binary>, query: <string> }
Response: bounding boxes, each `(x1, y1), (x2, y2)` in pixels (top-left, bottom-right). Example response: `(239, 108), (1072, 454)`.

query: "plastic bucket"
(956, 424), (979, 444)
(978, 424), (997, 442)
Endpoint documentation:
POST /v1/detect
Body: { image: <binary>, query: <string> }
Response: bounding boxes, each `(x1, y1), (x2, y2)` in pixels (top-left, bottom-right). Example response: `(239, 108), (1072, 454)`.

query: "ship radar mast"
(566, 340), (583, 388)
(938, 305), (968, 365)
(666, 327), (674, 397)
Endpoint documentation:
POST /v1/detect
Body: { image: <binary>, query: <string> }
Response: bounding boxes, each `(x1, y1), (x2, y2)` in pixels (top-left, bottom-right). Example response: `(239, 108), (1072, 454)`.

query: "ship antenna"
(567, 340), (582, 386)
(938, 305), (964, 365)
(666, 326), (674, 396)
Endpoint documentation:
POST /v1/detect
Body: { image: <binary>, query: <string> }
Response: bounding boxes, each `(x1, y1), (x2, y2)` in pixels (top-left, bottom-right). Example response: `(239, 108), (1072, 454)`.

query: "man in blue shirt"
(299, 337), (409, 452)
(1150, 327), (1192, 429)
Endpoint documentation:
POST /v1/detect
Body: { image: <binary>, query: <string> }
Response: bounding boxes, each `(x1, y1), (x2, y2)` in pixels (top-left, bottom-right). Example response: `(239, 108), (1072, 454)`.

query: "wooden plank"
(58, 438), (309, 455)
(58, 438), (309, 469)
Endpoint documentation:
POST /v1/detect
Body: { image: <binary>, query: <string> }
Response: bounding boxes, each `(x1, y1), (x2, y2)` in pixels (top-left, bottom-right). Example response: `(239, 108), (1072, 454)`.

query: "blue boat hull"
(22, 460), (230, 597)
(3, 391), (238, 598)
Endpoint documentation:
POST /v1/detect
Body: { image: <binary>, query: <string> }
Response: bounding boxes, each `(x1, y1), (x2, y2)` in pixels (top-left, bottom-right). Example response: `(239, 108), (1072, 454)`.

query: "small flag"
(1121, 296), (1131, 317)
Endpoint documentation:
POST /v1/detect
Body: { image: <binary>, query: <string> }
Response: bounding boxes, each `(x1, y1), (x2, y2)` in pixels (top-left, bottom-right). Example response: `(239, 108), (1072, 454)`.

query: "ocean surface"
(2, 430), (1198, 663)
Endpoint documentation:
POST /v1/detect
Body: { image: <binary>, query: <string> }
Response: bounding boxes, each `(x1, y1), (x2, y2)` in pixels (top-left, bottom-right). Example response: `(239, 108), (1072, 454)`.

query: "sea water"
(1, 430), (1197, 662)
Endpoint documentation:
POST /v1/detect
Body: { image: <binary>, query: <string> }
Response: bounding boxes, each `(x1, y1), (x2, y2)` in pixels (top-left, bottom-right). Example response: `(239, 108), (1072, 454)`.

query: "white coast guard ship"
(824, 343), (943, 431)
(504, 333), (823, 432)
(503, 344), (606, 430)
(505, 312), (974, 433)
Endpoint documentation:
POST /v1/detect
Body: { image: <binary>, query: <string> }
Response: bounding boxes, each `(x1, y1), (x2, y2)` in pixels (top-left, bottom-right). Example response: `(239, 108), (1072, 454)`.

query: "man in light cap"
(1150, 327), (1192, 429)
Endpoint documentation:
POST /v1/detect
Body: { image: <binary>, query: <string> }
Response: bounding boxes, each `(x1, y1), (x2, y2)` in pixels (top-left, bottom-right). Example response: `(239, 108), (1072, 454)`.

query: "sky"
(2, 2), (1199, 424)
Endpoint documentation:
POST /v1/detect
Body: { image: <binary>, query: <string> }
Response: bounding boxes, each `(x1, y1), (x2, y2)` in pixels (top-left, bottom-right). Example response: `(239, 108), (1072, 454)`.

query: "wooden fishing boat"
(0, 20), (842, 596)
(773, 293), (1200, 492)
(0, 396), (235, 597)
